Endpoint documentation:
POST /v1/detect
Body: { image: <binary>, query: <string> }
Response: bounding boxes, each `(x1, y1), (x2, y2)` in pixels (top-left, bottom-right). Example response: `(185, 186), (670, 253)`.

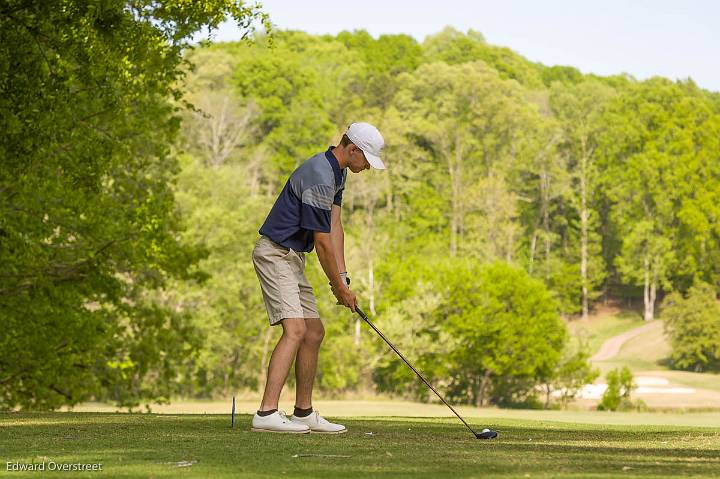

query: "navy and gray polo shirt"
(259, 147), (347, 253)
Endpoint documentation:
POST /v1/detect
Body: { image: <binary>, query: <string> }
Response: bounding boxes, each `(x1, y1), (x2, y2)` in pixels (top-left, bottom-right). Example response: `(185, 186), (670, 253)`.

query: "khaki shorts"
(252, 236), (320, 325)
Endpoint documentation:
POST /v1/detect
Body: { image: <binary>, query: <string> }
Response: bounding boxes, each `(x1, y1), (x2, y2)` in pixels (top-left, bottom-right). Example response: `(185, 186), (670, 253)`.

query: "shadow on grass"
(1, 413), (719, 478)
(657, 357), (675, 369)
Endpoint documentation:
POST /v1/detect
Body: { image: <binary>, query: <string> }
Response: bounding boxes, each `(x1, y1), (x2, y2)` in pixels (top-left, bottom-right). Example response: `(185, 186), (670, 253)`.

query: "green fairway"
(595, 319), (671, 372)
(567, 308), (645, 357)
(2, 413), (719, 478)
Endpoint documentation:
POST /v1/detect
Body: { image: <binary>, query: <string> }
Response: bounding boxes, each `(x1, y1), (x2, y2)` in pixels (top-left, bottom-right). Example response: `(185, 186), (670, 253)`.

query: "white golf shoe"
(290, 410), (347, 434)
(251, 410), (310, 433)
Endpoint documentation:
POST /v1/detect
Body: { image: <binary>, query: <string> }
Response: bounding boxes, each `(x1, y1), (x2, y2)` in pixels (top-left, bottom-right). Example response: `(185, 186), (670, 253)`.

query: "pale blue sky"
(201, 0), (719, 92)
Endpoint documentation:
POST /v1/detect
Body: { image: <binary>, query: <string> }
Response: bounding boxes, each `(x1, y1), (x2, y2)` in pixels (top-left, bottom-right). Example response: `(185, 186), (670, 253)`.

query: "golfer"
(251, 123), (385, 433)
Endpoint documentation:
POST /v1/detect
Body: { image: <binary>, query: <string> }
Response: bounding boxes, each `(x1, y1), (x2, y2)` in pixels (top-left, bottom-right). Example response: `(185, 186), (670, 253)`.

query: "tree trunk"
(544, 384), (552, 409)
(529, 231), (538, 274)
(648, 270), (657, 321)
(477, 370), (491, 407)
(448, 134), (463, 256)
(643, 256), (656, 321)
(385, 169), (393, 215)
(580, 150), (589, 321)
(538, 166), (551, 280)
(470, 374), (478, 407)
(506, 228), (513, 263)
(450, 214), (458, 255)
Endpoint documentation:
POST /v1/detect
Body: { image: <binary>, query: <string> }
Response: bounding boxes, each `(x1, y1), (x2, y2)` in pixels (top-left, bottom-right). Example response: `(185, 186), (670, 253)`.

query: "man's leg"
(294, 318), (324, 409)
(289, 317), (345, 433)
(259, 318), (307, 411)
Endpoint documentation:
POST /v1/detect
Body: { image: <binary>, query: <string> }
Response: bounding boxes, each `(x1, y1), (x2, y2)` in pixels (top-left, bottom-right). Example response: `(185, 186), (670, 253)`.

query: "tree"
(598, 366), (637, 411)
(158, 28), (720, 404)
(336, 30), (422, 109)
(512, 112), (577, 313)
(164, 154), (274, 397)
(393, 61), (534, 258)
(370, 278), (448, 402)
(597, 79), (716, 320)
(0, 0), (265, 410)
(231, 32), (364, 180)
(550, 80), (615, 319)
(181, 48), (259, 169)
(662, 282), (720, 372)
(423, 27), (545, 88)
(437, 261), (567, 407)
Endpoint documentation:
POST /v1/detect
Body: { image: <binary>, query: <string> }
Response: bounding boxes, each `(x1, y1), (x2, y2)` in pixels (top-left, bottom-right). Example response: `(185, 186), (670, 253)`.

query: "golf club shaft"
(355, 307), (477, 435)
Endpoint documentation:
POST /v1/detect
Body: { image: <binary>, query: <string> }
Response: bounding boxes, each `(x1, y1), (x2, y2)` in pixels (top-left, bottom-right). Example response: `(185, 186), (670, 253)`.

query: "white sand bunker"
(576, 376), (696, 399)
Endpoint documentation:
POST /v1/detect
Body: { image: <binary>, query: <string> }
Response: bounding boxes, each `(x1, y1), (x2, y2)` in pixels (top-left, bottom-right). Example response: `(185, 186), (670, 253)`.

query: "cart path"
(591, 321), (658, 361)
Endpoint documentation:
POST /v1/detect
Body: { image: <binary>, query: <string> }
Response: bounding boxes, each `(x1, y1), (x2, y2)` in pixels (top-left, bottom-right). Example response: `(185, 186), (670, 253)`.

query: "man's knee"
(304, 320), (325, 346)
(281, 318), (307, 343)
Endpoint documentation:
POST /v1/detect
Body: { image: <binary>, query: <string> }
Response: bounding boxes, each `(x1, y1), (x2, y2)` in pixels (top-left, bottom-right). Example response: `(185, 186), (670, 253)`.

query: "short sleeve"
(300, 184), (333, 232)
(333, 187), (344, 206)
(333, 170), (347, 206)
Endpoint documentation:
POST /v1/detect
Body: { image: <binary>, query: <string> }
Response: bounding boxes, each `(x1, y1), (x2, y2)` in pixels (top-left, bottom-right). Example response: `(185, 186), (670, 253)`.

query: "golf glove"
(330, 272), (350, 288)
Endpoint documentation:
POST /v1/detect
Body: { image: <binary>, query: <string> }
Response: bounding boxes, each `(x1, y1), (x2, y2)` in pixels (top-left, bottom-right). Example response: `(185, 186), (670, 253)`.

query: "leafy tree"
(662, 282), (720, 372)
(549, 80), (615, 318)
(181, 47), (259, 169)
(370, 262), (451, 401)
(164, 28), (720, 406)
(165, 155), (271, 397)
(423, 27), (545, 88)
(597, 366), (636, 411)
(231, 32), (364, 180)
(336, 30), (423, 109)
(393, 61), (535, 258)
(541, 65), (584, 87)
(512, 111), (577, 312)
(437, 261), (567, 406)
(597, 79), (715, 320)
(0, 0), (265, 410)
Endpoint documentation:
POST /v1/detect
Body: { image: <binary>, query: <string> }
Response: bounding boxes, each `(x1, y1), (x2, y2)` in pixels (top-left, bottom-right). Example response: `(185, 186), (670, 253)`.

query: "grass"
(567, 307), (645, 356)
(2, 412), (720, 478)
(590, 320), (720, 395)
(62, 399), (720, 427)
(655, 371), (720, 393)
(595, 319), (671, 374)
(569, 310), (720, 409)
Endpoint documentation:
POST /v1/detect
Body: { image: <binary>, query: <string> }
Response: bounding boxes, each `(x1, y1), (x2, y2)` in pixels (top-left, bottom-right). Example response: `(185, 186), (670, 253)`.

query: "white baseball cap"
(346, 122), (385, 170)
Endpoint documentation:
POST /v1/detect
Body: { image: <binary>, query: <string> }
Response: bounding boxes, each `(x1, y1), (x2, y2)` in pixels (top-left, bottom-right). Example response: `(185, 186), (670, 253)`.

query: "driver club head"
(475, 428), (498, 440)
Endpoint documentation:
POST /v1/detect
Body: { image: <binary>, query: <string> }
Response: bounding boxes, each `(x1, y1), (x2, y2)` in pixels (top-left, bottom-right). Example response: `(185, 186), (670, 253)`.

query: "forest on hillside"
(2, 1), (719, 411)
(171, 27), (720, 405)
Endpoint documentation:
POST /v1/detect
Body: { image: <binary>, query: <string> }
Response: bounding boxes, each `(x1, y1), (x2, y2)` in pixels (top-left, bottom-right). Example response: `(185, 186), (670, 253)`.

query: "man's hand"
(332, 283), (357, 312)
(330, 273), (352, 307)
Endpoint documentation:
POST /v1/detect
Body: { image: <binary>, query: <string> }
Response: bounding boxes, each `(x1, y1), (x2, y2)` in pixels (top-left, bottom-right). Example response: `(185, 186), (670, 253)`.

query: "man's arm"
(314, 230), (356, 311)
(330, 205), (346, 274)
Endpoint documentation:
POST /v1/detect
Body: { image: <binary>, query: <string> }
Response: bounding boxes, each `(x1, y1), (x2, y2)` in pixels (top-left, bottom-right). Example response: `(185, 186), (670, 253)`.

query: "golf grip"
(355, 307), (476, 435)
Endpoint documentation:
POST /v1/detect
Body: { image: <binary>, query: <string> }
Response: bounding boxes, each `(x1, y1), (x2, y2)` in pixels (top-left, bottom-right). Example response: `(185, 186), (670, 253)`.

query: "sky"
(199, 0), (720, 92)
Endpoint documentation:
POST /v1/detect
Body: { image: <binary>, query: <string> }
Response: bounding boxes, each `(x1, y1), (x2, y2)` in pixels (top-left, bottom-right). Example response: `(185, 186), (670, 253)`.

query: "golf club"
(355, 306), (498, 440)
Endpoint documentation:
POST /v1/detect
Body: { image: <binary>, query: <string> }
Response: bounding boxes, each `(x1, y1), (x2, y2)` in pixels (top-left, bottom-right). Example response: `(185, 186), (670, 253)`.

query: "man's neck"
(332, 145), (348, 169)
